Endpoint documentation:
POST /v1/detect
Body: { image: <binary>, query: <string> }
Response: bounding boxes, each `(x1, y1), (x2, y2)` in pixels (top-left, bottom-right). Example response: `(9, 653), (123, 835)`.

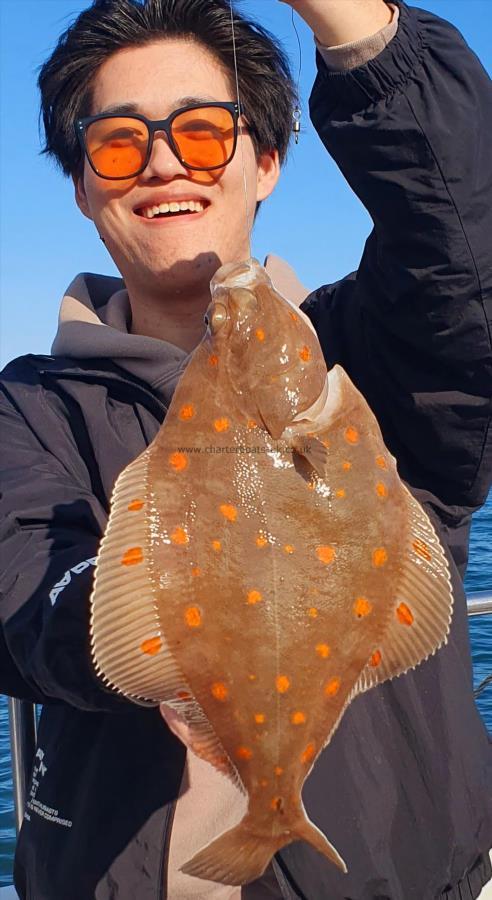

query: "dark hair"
(38, 0), (297, 180)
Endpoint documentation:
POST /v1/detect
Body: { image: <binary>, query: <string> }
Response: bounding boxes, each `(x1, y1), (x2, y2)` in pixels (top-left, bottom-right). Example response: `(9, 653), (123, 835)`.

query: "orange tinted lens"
(85, 117), (148, 177)
(172, 107), (235, 169)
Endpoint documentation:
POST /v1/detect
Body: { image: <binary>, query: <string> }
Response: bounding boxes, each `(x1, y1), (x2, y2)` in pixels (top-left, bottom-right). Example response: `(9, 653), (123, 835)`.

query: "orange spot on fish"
(308, 607), (319, 618)
(256, 534), (268, 548)
(211, 682), (229, 701)
(260, 779), (269, 788)
(169, 451), (188, 472)
(336, 489), (346, 499)
(213, 417), (230, 432)
(291, 711), (306, 725)
(235, 746), (253, 761)
(191, 567), (201, 577)
(270, 796), (284, 812)
(276, 675), (290, 694)
(396, 602), (414, 626)
(300, 743), (315, 764)
(208, 354), (219, 366)
(354, 596), (373, 618)
(376, 455), (387, 469)
(255, 328), (265, 341)
(376, 482), (388, 498)
(179, 404), (195, 420)
(177, 690), (192, 700)
(127, 499), (144, 511)
(372, 547), (388, 567)
(171, 526), (189, 545)
(370, 649), (382, 667)
(345, 426), (359, 445)
(283, 544), (295, 554)
(315, 643), (331, 658)
(274, 766), (284, 776)
(299, 345), (311, 362)
(247, 419), (258, 429)
(316, 545), (336, 565)
(121, 547), (143, 566)
(247, 589), (262, 605)
(413, 539), (432, 561)
(307, 481), (315, 490)
(212, 539), (222, 552)
(140, 636), (162, 655)
(289, 311), (299, 322)
(220, 503), (237, 522)
(321, 438), (330, 448)
(325, 677), (341, 697)
(184, 606), (202, 628)
(248, 674), (257, 682)
(342, 461), (352, 471)
(254, 713), (266, 724)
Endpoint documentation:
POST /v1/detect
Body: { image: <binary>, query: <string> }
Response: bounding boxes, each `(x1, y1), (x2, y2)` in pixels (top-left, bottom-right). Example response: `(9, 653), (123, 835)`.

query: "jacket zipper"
(41, 363), (174, 897)
(158, 797), (179, 900)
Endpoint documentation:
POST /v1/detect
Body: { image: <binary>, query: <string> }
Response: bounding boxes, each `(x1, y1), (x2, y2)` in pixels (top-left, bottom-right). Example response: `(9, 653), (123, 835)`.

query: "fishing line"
(229, 0), (252, 257)
(291, 8), (302, 143)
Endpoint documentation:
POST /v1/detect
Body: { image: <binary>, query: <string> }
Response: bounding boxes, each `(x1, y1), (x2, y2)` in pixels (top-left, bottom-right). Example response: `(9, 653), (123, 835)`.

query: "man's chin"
(130, 252), (224, 297)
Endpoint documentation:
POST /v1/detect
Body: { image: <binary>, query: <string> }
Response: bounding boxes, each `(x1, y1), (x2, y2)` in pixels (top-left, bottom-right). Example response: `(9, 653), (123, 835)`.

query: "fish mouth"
(211, 258), (266, 291)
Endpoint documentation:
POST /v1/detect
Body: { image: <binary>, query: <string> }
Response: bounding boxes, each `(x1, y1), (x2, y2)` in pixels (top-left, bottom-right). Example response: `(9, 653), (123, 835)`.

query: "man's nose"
(143, 130), (189, 178)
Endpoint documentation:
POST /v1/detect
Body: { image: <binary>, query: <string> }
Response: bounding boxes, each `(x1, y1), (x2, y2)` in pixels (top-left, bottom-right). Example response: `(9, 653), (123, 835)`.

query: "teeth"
(140, 200), (204, 218)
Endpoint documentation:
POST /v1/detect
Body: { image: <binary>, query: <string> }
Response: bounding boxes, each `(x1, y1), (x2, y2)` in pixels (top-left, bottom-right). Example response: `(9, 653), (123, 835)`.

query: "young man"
(1, 0), (491, 897)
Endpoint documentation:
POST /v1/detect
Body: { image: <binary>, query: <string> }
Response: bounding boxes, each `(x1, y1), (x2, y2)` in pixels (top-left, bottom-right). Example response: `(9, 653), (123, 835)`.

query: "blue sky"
(0, 0), (491, 366)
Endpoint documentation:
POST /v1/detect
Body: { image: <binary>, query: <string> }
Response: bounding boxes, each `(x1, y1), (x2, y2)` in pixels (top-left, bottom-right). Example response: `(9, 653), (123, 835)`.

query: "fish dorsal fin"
(309, 488), (453, 766)
(89, 450), (244, 791)
(161, 701), (245, 793)
(352, 487), (453, 694)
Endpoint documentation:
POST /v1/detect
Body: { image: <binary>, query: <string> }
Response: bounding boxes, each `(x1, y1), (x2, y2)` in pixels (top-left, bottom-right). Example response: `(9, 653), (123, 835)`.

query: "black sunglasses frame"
(75, 101), (242, 180)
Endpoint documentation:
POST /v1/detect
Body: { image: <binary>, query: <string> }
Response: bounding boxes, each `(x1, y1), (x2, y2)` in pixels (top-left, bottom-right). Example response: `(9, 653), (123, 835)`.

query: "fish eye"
(230, 288), (258, 311)
(209, 302), (228, 333)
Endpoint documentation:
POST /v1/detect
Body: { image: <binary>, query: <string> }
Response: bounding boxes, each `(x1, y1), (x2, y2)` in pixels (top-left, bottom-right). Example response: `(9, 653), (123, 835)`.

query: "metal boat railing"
(467, 590), (492, 617)
(2, 590), (491, 888)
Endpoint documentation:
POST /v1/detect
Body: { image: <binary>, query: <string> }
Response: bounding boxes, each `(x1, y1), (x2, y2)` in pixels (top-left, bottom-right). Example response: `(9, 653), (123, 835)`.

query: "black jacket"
(1, 3), (491, 898)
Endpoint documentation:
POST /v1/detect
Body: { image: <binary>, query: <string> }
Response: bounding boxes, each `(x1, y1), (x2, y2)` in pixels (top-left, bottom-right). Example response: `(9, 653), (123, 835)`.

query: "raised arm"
(291, 1), (492, 512)
(280, 0), (392, 46)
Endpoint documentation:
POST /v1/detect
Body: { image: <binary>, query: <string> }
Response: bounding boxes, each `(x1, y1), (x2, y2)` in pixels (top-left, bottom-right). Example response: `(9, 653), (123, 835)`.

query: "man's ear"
(256, 148), (281, 203)
(72, 172), (93, 221)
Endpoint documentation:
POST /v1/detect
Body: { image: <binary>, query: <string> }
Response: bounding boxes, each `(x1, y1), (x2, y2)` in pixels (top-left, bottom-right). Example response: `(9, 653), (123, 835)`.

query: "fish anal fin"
(354, 488), (454, 696)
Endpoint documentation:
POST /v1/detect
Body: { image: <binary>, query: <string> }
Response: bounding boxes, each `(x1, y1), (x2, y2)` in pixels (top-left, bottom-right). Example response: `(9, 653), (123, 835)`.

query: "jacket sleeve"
(304, 0), (492, 512)
(0, 384), (134, 711)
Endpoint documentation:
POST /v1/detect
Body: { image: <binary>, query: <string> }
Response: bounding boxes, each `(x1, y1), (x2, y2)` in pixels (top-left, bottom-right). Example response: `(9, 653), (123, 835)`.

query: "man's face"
(73, 38), (280, 296)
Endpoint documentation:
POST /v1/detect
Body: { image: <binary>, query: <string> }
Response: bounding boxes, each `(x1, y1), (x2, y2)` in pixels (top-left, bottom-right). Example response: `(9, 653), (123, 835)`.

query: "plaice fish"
(89, 258), (453, 886)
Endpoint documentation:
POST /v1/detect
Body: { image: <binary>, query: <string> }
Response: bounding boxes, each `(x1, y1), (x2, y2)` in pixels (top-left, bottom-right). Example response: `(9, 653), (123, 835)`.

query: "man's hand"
(278, 0), (393, 47)
(160, 702), (193, 745)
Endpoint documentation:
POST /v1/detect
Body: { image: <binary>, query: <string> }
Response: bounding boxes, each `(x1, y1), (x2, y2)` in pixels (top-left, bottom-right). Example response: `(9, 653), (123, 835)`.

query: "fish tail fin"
(181, 810), (347, 886)
(181, 815), (285, 886)
(293, 813), (347, 874)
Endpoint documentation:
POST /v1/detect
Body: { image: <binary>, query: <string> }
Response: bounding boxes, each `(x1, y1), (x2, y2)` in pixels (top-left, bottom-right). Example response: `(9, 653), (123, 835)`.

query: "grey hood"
(51, 254), (310, 407)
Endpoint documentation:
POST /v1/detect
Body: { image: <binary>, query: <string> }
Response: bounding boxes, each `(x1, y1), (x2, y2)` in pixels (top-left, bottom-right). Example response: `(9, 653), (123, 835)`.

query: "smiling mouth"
(135, 199), (208, 219)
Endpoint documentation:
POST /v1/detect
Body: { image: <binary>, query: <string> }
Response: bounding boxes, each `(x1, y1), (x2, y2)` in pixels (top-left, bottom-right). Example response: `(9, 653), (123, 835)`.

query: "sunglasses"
(75, 101), (245, 180)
